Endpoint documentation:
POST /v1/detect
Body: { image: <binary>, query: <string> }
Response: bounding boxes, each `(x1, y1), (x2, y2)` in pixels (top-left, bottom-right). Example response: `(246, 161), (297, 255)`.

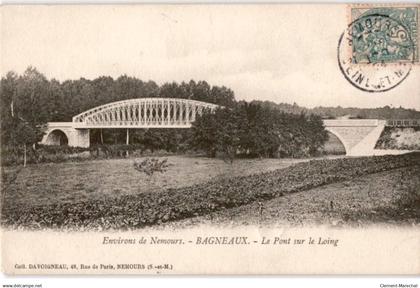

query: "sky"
(1, 5), (419, 109)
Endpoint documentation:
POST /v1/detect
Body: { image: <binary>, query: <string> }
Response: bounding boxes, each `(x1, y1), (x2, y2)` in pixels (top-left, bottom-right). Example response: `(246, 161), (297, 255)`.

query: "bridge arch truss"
(72, 98), (219, 128)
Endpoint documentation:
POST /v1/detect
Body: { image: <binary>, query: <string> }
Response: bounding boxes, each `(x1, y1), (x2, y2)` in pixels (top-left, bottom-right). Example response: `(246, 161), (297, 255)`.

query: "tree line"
(191, 102), (328, 161)
(256, 101), (420, 119)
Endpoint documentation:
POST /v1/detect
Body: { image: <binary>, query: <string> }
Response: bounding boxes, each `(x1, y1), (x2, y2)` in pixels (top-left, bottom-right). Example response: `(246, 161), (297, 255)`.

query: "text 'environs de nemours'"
(102, 236), (339, 246)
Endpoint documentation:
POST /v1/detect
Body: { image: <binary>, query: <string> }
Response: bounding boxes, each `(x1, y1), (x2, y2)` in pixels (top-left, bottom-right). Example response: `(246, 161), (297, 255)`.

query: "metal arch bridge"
(72, 98), (219, 128)
(42, 98), (219, 148)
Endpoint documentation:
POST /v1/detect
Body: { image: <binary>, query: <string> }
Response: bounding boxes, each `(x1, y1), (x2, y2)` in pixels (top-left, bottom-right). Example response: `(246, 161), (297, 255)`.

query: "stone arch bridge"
(323, 119), (408, 156)
(41, 98), (411, 156)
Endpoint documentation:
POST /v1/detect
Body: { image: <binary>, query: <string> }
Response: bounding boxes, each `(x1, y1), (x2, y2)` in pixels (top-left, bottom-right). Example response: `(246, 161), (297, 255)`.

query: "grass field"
(2, 156), (315, 208)
(2, 153), (419, 230)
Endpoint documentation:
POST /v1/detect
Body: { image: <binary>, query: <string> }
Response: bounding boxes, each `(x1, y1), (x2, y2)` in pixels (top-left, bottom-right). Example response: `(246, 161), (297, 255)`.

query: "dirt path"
(159, 165), (420, 229)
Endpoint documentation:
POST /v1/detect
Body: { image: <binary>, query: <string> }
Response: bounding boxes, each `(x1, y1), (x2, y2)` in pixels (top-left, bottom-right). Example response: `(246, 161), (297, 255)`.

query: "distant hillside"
(251, 100), (420, 119)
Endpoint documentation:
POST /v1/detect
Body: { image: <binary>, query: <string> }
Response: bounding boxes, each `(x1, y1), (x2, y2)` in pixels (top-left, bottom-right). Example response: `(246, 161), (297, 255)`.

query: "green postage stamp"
(338, 5), (419, 92)
(350, 6), (419, 64)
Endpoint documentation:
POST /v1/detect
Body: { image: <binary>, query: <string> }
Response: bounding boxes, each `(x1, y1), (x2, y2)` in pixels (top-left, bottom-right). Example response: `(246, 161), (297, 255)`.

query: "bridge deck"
(323, 119), (381, 127)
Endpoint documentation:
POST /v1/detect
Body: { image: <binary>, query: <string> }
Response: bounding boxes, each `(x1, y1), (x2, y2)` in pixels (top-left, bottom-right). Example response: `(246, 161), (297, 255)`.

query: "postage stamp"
(337, 5), (419, 93)
(350, 6), (419, 64)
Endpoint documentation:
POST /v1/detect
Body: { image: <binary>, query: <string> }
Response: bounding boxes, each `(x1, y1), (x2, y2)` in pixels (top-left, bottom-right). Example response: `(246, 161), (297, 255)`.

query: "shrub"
(376, 127), (420, 150)
(133, 158), (171, 176)
(1, 144), (148, 166)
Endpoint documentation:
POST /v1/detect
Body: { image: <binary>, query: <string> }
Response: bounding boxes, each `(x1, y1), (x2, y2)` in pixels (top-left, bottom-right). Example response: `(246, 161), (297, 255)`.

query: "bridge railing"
(385, 119), (420, 127)
(72, 120), (195, 128)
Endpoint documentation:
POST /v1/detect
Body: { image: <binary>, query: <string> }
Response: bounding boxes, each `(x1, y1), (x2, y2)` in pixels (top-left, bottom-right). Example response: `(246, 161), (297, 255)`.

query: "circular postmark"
(338, 13), (415, 92)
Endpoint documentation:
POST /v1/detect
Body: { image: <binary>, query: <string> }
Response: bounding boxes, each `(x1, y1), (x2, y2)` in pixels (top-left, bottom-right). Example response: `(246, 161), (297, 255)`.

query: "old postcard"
(1, 4), (419, 275)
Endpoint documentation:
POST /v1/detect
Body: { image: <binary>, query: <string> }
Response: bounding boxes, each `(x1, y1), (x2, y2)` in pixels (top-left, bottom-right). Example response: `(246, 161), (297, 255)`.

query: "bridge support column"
(67, 128), (90, 148)
(347, 122), (385, 156)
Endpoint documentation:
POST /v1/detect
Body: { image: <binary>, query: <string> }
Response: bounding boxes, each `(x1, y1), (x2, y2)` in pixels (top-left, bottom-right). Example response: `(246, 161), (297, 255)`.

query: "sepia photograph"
(1, 4), (419, 276)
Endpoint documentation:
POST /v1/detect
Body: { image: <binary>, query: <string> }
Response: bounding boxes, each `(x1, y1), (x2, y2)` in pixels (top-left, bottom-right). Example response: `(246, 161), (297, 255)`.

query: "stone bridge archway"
(324, 128), (349, 155)
(44, 129), (69, 146)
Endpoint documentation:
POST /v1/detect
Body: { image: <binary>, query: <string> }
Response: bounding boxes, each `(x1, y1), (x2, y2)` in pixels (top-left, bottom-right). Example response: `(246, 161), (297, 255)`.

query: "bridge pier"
(345, 123), (385, 156)
(68, 129), (90, 148)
